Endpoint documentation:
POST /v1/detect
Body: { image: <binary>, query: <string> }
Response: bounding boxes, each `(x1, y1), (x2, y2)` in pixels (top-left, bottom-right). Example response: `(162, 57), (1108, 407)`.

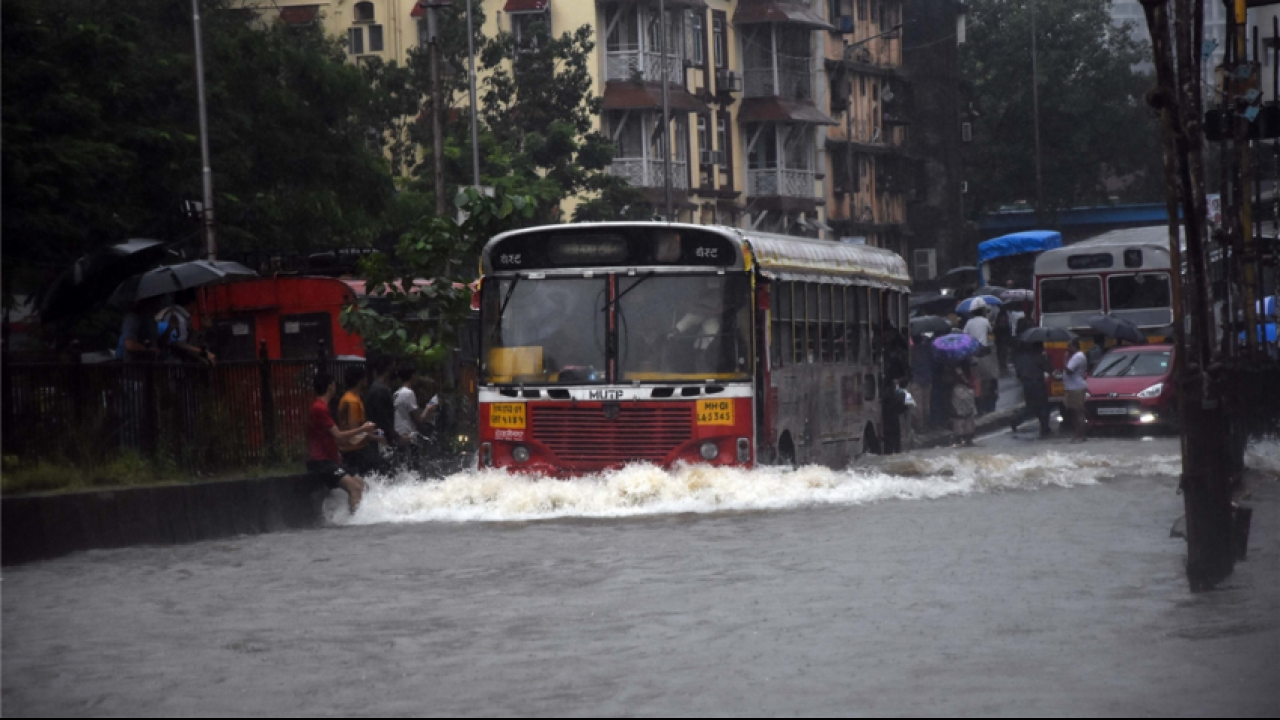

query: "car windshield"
(617, 274), (752, 381)
(1092, 351), (1171, 378)
(481, 276), (608, 384)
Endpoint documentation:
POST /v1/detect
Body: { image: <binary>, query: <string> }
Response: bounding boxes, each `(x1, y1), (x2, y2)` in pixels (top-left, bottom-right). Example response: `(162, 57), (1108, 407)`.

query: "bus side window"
(805, 283), (818, 364)
(773, 282), (788, 368)
(868, 288), (881, 360)
(820, 284), (834, 364)
(850, 287), (865, 363)
(832, 286), (846, 364)
(780, 282), (796, 366)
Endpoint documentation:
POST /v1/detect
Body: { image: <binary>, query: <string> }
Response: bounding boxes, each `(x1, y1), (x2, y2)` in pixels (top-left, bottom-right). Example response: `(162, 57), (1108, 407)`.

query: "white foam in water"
(333, 449), (1185, 526)
(1247, 438), (1280, 477)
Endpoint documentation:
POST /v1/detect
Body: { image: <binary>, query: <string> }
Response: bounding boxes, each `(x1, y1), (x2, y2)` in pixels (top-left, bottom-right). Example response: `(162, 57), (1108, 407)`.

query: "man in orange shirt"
(337, 365), (385, 474)
(307, 371), (375, 513)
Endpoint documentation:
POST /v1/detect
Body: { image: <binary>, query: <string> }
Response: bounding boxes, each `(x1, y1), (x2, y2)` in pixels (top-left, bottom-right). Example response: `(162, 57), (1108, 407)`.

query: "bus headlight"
(512, 446), (530, 463)
(700, 442), (720, 461)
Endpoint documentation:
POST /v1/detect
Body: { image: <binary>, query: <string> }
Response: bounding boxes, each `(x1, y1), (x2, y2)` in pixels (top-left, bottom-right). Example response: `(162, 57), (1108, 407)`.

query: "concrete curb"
(912, 406), (1022, 451)
(1, 474), (326, 567)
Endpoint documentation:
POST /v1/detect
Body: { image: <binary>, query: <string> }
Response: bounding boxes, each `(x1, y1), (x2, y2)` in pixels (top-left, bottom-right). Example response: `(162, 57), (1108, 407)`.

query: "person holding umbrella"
(1063, 337), (1090, 443)
(1011, 341), (1053, 437)
(962, 302), (1000, 414)
(951, 360), (978, 447)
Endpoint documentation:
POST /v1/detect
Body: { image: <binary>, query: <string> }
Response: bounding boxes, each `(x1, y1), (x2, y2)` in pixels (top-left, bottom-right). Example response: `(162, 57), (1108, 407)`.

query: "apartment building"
(242, 0), (912, 253)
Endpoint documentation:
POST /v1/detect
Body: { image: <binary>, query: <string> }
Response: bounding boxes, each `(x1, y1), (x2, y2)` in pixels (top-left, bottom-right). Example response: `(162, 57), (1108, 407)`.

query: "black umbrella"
(38, 239), (172, 320)
(1019, 326), (1076, 344)
(909, 294), (958, 316)
(910, 315), (953, 337)
(1086, 314), (1148, 344)
(109, 260), (257, 308)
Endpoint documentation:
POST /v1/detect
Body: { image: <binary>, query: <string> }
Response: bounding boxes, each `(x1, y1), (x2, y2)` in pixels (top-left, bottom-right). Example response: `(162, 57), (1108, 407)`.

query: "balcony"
(743, 52), (813, 101)
(608, 158), (690, 190)
(605, 47), (683, 85)
(747, 168), (815, 198)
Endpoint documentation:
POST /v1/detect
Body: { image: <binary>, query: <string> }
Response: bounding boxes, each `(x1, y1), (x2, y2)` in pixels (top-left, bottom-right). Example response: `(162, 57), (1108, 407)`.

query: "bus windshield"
(617, 274), (752, 381)
(482, 276), (608, 384)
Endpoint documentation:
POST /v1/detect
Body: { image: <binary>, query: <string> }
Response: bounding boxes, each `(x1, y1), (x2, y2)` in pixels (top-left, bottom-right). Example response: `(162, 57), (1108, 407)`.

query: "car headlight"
(1136, 383), (1164, 399)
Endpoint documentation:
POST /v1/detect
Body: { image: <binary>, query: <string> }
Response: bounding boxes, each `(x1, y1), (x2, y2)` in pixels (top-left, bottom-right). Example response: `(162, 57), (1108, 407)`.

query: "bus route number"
(697, 399), (735, 426)
(490, 403), (526, 429)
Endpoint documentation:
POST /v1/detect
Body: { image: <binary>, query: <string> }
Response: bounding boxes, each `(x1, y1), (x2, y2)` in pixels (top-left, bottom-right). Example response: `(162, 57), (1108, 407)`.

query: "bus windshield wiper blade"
(491, 276), (520, 339)
(602, 272), (657, 312)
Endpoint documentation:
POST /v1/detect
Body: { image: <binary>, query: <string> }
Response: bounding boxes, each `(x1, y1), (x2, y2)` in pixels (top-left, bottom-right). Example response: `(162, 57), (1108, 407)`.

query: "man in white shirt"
(963, 304), (999, 413)
(1063, 338), (1089, 443)
(393, 367), (432, 443)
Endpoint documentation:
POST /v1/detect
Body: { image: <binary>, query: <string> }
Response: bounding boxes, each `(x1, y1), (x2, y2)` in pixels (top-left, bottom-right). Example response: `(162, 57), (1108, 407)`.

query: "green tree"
(341, 188), (536, 368)
(959, 0), (1162, 219)
(1, 0), (393, 300)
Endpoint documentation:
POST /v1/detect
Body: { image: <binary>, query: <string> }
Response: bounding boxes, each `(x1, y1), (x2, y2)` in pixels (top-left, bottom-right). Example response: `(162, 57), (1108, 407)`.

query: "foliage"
(340, 188), (537, 368)
(1, 0), (392, 299)
(959, 0), (1163, 218)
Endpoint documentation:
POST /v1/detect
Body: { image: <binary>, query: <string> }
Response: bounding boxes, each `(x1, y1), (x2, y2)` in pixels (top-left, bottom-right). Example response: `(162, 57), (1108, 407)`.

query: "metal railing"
(743, 53), (812, 100)
(608, 158), (690, 190)
(747, 168), (815, 198)
(2, 358), (365, 473)
(605, 48), (684, 85)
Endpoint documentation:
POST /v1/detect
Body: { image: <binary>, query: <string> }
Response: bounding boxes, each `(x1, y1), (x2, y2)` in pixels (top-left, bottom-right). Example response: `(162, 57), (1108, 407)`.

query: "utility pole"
(424, 1), (450, 218)
(1030, 0), (1044, 225)
(1140, 0), (1235, 591)
(191, 0), (217, 260)
(659, 0), (674, 221)
(465, 0), (481, 188)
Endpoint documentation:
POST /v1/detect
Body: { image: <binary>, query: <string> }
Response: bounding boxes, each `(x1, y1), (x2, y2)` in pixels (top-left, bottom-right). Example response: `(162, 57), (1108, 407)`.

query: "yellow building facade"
(242, 0), (908, 252)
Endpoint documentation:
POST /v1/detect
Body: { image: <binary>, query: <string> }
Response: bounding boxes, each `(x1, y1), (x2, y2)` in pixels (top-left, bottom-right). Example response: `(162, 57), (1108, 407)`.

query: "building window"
(512, 12), (548, 49)
(354, 1), (375, 23)
(858, 0), (868, 22)
(713, 16), (726, 69)
(692, 13), (705, 65)
(348, 27), (365, 55)
(368, 24), (384, 52)
(716, 116), (729, 168)
(698, 116), (709, 164)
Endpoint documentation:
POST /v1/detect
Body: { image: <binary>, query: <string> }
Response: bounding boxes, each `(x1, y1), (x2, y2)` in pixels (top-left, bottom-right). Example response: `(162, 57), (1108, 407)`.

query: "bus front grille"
(530, 404), (694, 464)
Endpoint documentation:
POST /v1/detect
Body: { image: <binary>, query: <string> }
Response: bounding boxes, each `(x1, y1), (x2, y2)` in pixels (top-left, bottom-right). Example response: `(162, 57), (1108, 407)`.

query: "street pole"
(428, 5), (446, 218)
(659, 0), (674, 221)
(465, 0), (481, 189)
(1030, 0), (1044, 226)
(192, 0), (217, 260)
(1235, 0), (1260, 356)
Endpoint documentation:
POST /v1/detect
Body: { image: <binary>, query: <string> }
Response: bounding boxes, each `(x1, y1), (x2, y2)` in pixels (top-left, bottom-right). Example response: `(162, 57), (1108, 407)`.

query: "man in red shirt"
(308, 371), (377, 513)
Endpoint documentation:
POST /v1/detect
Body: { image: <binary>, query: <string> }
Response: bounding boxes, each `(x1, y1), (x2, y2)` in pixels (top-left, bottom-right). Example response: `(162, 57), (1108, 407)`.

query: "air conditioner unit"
(700, 149), (724, 166)
(716, 69), (742, 94)
(839, 15), (855, 33)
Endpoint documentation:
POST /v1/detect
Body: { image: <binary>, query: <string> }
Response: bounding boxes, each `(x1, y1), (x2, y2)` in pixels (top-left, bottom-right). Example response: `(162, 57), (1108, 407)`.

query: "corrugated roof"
(602, 83), (711, 114)
(733, 1), (836, 30)
(738, 97), (836, 125)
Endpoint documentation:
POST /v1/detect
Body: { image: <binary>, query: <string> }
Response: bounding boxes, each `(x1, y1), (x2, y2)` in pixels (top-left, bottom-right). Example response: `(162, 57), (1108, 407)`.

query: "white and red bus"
(1033, 227), (1175, 401)
(476, 223), (912, 475)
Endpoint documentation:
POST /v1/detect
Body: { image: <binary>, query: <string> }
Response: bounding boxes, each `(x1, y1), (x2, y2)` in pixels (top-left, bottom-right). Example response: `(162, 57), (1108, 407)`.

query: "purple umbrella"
(932, 332), (980, 363)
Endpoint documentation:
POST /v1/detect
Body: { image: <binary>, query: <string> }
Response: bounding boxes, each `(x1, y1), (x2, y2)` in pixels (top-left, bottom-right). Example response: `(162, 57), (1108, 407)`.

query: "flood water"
(4, 436), (1278, 716)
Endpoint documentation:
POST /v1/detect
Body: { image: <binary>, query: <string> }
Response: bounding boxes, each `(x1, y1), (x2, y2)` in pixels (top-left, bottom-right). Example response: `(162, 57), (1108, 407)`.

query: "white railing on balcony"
(743, 53), (812, 100)
(747, 168), (815, 198)
(608, 158), (689, 190)
(606, 48), (684, 85)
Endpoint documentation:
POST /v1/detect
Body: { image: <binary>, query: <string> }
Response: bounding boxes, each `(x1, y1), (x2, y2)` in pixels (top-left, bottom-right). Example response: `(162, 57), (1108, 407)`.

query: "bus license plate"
(1051, 381), (1065, 397)
(697, 399), (735, 426)
(490, 403), (526, 429)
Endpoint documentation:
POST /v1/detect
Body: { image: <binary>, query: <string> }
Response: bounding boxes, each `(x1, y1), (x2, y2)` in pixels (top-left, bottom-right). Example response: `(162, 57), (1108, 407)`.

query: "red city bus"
(196, 276), (364, 360)
(1033, 228), (1174, 402)
(476, 223), (912, 475)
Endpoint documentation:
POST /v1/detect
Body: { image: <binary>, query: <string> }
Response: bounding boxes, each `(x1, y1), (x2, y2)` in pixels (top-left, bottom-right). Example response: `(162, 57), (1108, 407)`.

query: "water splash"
(333, 449), (1184, 526)
(1246, 438), (1280, 477)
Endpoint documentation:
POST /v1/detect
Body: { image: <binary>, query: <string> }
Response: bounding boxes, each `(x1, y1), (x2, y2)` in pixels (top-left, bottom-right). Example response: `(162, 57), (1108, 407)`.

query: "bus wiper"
(491, 276), (520, 339)
(602, 271), (657, 312)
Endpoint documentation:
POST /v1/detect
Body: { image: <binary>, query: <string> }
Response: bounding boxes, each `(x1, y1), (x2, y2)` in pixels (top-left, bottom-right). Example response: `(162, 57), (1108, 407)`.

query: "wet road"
(4, 435), (1279, 716)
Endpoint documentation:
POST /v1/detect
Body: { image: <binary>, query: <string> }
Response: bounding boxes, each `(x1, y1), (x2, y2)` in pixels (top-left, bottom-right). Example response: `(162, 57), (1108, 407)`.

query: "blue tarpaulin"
(976, 231), (1063, 285)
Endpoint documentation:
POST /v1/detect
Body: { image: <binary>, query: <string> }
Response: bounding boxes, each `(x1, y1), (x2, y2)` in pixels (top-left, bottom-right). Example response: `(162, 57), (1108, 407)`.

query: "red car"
(1084, 344), (1177, 430)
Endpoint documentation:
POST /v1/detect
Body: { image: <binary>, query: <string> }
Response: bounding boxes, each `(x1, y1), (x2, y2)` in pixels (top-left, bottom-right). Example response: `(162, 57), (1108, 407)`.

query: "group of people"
(305, 357), (439, 513)
(119, 293), (216, 366)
